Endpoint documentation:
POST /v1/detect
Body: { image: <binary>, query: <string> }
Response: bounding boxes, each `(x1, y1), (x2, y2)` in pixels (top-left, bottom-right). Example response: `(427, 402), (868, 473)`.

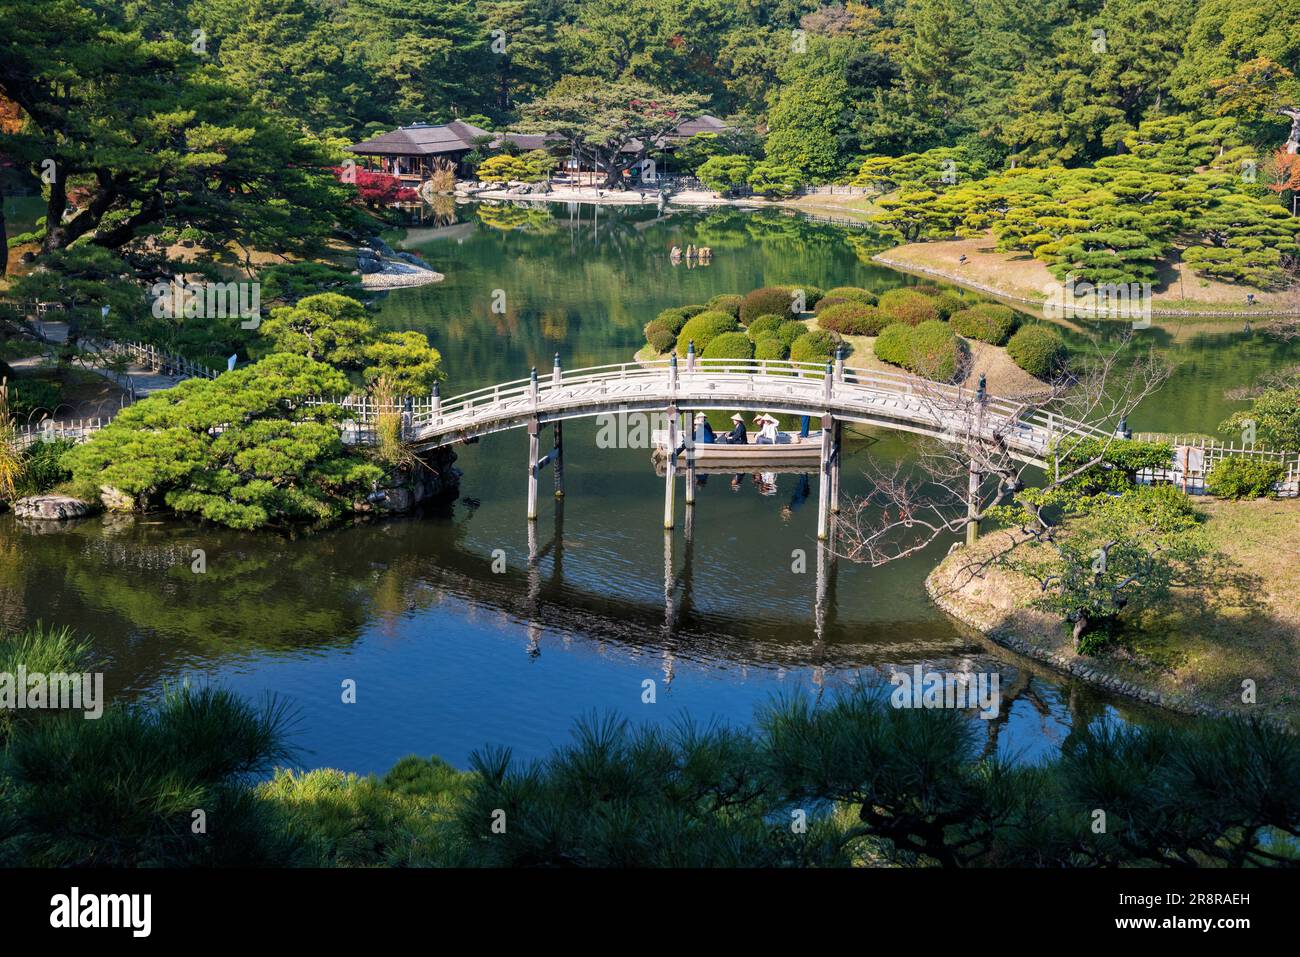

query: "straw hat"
(694, 412), (708, 422)
(730, 413), (745, 423)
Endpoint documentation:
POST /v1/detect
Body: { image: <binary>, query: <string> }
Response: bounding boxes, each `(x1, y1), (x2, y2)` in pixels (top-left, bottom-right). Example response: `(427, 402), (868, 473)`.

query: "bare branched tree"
(836, 336), (1173, 590)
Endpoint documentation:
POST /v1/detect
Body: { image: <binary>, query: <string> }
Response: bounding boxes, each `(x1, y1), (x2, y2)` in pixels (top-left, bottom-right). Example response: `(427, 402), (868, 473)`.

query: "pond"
(4, 201), (1296, 775)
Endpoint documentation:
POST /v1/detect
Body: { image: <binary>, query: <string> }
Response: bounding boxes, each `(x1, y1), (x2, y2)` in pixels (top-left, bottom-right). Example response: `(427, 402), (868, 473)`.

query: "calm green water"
(6, 201), (1291, 774)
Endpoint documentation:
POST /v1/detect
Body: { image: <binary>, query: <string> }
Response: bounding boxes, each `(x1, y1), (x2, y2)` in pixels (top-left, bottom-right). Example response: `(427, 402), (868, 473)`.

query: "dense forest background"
(78, 0), (1300, 170)
(2, 0), (1298, 291)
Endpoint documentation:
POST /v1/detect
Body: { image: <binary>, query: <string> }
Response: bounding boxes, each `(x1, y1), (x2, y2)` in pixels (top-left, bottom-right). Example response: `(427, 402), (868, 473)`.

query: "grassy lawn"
(930, 496), (1300, 724)
(880, 233), (1300, 316)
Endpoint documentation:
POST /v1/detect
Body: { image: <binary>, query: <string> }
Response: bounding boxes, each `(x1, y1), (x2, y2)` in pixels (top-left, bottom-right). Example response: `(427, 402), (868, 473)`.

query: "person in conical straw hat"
(723, 412), (748, 445)
(693, 412), (716, 444)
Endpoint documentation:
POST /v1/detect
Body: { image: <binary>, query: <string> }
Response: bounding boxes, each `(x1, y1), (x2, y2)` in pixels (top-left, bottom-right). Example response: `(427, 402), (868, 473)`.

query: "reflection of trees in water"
(1, 508), (1138, 742)
(424, 193), (458, 225)
(476, 202), (557, 233)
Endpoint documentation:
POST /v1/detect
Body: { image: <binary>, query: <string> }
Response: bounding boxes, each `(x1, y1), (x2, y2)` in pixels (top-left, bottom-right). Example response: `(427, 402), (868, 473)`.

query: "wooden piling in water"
(527, 416), (540, 521)
(830, 419), (842, 514)
(965, 459), (981, 545)
(684, 410), (696, 505)
(552, 421), (565, 498)
(818, 413), (833, 540)
(664, 403), (678, 529)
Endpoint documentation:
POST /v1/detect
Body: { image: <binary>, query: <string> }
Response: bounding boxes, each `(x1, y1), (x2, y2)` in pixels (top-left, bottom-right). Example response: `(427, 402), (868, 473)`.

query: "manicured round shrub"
(775, 321), (807, 348)
(778, 284), (824, 309)
(680, 304), (707, 318)
(702, 331), (754, 360)
(873, 323), (914, 367)
(823, 286), (877, 306)
(653, 307), (692, 335)
(814, 296), (849, 314)
(646, 324), (676, 354)
(1205, 458), (1283, 499)
(753, 336), (788, 361)
(910, 283), (945, 297)
(818, 302), (887, 336)
(676, 310), (740, 356)
(933, 291), (967, 321)
(909, 320), (961, 382)
(644, 317), (671, 340)
(745, 314), (786, 339)
(1006, 325), (1067, 378)
(949, 304), (1017, 345)
(789, 329), (839, 364)
(706, 294), (742, 318)
(872, 321), (960, 381)
(740, 286), (799, 324)
(877, 288), (941, 326)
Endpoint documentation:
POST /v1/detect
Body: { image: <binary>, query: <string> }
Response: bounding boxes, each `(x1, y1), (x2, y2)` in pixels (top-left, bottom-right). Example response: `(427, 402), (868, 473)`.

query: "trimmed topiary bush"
(789, 329), (840, 364)
(823, 286), (877, 306)
(873, 321), (961, 381)
(872, 323), (913, 367)
(909, 320), (961, 382)
(677, 310), (740, 356)
(702, 331), (755, 361)
(778, 284), (823, 309)
(740, 287), (799, 324)
(949, 304), (1017, 345)
(746, 314), (787, 340)
(818, 302), (888, 336)
(775, 321), (807, 348)
(814, 296), (849, 314)
(646, 324), (676, 354)
(1205, 458), (1282, 499)
(706, 294), (743, 318)
(753, 336), (788, 361)
(653, 307), (692, 335)
(933, 291), (967, 321)
(877, 288), (941, 326)
(1006, 325), (1067, 378)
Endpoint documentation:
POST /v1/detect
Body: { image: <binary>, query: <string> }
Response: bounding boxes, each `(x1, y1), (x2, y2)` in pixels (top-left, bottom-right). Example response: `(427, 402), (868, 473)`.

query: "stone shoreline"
(924, 557), (1290, 728)
(874, 253), (1300, 319)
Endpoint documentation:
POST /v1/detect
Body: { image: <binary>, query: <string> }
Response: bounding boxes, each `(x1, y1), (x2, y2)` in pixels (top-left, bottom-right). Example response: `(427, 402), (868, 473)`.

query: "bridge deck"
(406, 357), (1090, 467)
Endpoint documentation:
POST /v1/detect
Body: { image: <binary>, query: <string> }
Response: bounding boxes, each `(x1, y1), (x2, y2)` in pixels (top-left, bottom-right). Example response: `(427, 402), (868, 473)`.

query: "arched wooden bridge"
(403, 354), (1114, 539)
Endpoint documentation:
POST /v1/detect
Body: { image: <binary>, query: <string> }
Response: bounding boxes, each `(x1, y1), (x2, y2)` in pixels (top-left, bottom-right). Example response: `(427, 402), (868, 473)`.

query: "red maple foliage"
(333, 166), (418, 205)
(1267, 148), (1300, 192)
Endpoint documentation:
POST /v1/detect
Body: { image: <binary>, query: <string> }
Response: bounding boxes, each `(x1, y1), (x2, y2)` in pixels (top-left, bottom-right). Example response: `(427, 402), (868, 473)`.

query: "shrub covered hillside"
(641, 285), (844, 364)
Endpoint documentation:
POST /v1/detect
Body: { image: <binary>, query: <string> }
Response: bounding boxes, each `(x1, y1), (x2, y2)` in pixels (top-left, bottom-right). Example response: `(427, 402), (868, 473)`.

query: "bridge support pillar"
(830, 420), (842, 513)
(552, 421), (565, 498)
(684, 410), (696, 505)
(817, 414), (834, 541)
(664, 404), (678, 529)
(965, 459), (982, 546)
(527, 417), (540, 521)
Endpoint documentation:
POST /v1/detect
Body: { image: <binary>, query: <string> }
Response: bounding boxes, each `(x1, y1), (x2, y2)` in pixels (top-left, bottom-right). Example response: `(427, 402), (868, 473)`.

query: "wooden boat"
(651, 428), (823, 462)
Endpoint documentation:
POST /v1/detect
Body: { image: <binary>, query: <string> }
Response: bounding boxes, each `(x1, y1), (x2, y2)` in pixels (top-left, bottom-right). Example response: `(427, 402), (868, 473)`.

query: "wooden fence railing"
(1133, 433), (1300, 497)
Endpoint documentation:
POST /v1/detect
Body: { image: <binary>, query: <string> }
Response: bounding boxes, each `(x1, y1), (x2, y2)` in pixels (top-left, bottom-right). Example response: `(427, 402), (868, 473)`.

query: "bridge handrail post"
(530, 367), (539, 407)
(823, 359), (833, 401)
(834, 346), (845, 383)
(669, 353), (678, 393)
(552, 352), (562, 388)
(686, 340), (696, 373)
